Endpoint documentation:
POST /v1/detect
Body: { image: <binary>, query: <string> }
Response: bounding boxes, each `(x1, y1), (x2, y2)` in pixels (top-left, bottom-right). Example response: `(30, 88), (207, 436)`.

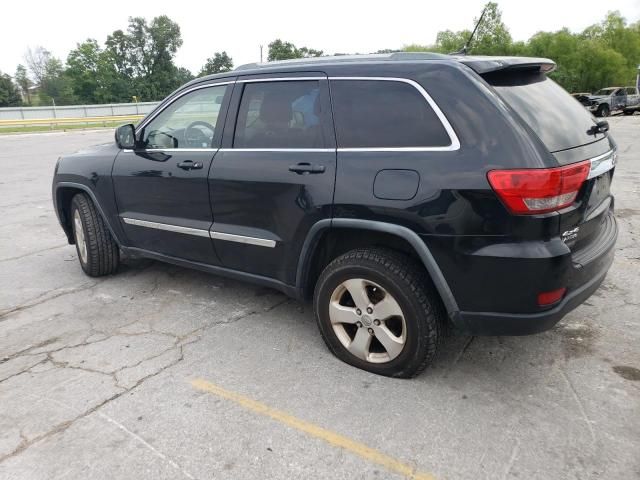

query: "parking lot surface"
(1, 119), (639, 480)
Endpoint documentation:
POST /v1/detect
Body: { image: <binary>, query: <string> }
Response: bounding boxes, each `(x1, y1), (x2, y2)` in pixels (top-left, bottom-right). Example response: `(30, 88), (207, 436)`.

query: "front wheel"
(596, 104), (610, 117)
(70, 193), (119, 276)
(313, 248), (444, 378)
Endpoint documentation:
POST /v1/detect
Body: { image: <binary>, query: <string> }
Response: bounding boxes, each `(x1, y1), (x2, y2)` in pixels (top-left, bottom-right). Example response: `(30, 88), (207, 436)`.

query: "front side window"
(234, 80), (324, 148)
(142, 84), (228, 149)
(330, 79), (451, 149)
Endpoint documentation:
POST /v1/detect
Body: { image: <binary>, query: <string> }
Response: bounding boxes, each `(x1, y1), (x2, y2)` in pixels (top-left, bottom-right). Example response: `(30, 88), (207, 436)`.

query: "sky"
(1, 0), (639, 77)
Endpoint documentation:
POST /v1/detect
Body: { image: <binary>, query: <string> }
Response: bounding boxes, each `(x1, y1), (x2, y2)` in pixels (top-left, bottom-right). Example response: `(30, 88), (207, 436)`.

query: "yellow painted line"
(0, 115), (144, 126)
(191, 378), (435, 480)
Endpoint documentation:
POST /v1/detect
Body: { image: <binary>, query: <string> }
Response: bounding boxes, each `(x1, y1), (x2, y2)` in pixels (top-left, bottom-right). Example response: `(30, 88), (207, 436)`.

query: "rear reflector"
(537, 288), (567, 306)
(487, 161), (591, 214)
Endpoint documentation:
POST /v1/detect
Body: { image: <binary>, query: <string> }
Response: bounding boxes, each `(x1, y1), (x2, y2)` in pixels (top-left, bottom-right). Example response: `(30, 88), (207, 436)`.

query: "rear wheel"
(313, 248), (444, 378)
(596, 104), (610, 117)
(623, 109), (634, 116)
(70, 193), (119, 276)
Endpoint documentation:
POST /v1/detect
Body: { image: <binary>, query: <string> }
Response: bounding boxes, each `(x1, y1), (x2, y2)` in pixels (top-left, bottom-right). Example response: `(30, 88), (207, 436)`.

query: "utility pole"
(260, 45), (263, 63)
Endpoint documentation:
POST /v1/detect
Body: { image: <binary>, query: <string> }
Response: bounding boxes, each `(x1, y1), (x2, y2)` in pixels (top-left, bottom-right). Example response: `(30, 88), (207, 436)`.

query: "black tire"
(596, 104), (610, 117)
(313, 248), (444, 378)
(70, 193), (119, 276)
(623, 109), (634, 116)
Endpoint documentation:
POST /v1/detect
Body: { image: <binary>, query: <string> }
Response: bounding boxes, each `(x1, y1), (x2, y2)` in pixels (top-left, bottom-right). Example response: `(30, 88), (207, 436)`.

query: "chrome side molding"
(121, 217), (276, 248)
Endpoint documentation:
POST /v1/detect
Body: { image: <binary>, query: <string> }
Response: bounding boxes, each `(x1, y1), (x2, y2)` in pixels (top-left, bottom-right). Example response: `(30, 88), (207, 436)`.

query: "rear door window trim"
(328, 76), (460, 152)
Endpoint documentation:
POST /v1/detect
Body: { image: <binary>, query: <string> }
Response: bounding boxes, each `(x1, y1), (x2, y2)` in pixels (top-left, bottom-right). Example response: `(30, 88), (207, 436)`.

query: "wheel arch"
(297, 219), (461, 324)
(54, 182), (122, 246)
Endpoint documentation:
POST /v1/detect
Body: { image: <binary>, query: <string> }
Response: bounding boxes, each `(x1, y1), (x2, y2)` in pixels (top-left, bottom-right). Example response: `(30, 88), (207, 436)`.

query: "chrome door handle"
(177, 160), (203, 170)
(288, 163), (325, 174)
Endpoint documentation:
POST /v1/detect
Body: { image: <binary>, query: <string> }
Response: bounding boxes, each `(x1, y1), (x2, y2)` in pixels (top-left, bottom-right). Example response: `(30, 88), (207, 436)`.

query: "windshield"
(594, 88), (616, 96)
(486, 72), (604, 153)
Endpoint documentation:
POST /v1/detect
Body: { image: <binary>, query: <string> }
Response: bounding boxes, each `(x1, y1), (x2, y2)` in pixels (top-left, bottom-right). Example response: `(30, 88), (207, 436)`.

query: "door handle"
(177, 160), (203, 170)
(288, 163), (326, 174)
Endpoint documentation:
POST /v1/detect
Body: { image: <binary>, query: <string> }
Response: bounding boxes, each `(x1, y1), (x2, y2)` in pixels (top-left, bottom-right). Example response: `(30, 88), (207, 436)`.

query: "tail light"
(487, 161), (591, 214)
(537, 288), (567, 306)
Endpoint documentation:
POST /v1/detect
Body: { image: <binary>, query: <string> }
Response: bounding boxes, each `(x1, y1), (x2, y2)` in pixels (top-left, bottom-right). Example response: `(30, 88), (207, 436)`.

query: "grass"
(0, 121), (124, 135)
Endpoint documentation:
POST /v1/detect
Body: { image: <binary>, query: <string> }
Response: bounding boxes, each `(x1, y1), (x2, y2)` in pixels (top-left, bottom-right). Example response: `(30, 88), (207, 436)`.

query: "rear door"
(113, 81), (233, 264)
(209, 74), (336, 284)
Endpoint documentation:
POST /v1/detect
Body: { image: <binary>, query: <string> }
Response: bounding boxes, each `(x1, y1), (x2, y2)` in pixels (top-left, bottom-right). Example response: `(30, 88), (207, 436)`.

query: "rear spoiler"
(453, 56), (556, 74)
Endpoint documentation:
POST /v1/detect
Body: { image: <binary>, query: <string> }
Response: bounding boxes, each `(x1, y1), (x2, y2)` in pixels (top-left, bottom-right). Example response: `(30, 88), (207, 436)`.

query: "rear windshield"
(486, 72), (604, 153)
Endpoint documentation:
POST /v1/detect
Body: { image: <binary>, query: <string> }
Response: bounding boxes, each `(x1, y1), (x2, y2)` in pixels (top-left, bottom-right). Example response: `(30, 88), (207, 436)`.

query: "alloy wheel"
(329, 278), (406, 363)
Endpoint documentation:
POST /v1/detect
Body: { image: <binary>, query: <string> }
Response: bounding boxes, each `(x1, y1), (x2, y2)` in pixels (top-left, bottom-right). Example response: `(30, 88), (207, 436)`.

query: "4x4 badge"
(562, 227), (580, 243)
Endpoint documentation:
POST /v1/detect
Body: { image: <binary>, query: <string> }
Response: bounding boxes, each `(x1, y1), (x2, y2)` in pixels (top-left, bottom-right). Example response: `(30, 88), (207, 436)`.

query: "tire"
(70, 193), (119, 276)
(623, 109), (634, 116)
(596, 104), (610, 117)
(313, 248), (445, 378)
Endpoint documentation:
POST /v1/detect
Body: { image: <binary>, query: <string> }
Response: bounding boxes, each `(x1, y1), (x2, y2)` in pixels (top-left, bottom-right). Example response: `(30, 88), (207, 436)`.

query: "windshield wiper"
(587, 120), (609, 136)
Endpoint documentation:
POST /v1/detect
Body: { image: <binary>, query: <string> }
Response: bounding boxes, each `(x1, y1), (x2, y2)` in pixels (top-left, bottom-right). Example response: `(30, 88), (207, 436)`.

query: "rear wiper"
(587, 120), (609, 136)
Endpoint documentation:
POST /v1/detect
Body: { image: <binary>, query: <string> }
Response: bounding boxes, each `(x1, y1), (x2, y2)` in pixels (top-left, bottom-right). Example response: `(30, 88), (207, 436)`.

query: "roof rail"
(234, 52), (448, 71)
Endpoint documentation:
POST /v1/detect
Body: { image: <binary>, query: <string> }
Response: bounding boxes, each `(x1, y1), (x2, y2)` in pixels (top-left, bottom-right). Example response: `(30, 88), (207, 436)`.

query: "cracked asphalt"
(1, 118), (639, 480)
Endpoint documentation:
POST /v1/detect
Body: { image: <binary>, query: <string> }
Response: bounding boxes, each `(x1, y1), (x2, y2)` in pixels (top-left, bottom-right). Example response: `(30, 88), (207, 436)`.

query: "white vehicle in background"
(576, 86), (640, 117)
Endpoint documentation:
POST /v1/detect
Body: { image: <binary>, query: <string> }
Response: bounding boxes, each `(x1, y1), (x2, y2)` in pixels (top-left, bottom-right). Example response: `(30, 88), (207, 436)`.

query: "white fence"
(0, 102), (160, 121)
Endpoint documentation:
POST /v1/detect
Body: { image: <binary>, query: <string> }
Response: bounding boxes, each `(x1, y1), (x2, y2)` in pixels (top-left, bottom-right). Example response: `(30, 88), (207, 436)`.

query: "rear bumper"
(455, 250), (613, 335)
(426, 213), (617, 336)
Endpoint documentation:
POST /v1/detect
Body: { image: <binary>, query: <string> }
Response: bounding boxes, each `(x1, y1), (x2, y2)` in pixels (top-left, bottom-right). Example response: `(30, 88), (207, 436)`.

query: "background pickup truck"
(576, 86), (640, 117)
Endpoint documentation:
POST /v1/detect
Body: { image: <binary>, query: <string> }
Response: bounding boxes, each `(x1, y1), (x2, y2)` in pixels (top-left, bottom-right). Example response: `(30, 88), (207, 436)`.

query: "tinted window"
(330, 80), (451, 148)
(626, 87), (637, 95)
(234, 81), (324, 148)
(488, 72), (602, 153)
(143, 84), (227, 149)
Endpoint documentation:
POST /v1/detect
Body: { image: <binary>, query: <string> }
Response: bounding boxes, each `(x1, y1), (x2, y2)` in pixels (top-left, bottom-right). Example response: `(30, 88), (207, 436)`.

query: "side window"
(330, 80), (451, 149)
(142, 84), (228, 149)
(234, 81), (324, 148)
(627, 87), (637, 95)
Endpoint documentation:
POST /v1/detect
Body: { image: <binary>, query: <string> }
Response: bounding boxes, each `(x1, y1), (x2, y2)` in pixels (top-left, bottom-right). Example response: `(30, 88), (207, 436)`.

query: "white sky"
(1, 0), (639, 77)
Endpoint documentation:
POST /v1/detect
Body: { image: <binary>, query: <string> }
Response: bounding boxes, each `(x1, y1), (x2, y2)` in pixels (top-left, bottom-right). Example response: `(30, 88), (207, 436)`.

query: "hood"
(70, 142), (116, 157)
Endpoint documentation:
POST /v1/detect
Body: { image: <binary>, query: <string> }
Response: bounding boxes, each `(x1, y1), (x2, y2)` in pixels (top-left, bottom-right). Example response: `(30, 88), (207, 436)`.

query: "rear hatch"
(477, 62), (615, 262)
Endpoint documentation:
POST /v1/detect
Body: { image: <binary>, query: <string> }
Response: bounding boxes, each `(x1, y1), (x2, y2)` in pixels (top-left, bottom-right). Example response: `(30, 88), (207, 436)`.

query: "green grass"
(0, 121), (123, 135)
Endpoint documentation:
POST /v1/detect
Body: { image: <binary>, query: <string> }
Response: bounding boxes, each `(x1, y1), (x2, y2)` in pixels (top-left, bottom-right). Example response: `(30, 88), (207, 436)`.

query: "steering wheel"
(184, 121), (215, 148)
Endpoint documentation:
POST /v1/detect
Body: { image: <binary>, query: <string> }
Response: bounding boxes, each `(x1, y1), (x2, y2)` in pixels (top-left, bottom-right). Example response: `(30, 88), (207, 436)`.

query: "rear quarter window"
(330, 79), (451, 149)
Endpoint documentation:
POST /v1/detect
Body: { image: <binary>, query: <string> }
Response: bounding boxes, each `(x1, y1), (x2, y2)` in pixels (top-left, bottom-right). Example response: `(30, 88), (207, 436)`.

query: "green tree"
(267, 39), (323, 61)
(199, 51), (233, 76)
(14, 64), (31, 105)
(0, 72), (22, 107)
(39, 57), (76, 105)
(66, 39), (103, 103)
(470, 2), (513, 54)
(104, 15), (185, 101)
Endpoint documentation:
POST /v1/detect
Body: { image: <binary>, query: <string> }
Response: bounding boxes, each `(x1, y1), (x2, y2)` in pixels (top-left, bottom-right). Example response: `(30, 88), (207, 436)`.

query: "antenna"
(450, 4), (488, 56)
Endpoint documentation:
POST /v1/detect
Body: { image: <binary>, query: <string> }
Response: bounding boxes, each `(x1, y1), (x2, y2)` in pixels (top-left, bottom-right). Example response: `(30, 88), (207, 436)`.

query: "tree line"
(0, 3), (638, 107)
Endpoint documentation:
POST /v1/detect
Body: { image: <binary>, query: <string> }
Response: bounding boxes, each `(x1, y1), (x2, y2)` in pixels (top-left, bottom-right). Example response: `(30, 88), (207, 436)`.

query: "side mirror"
(115, 124), (136, 149)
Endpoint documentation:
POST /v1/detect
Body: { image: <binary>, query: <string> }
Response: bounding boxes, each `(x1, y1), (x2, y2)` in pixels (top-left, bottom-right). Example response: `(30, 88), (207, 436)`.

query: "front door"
(113, 81), (233, 264)
(209, 75), (336, 284)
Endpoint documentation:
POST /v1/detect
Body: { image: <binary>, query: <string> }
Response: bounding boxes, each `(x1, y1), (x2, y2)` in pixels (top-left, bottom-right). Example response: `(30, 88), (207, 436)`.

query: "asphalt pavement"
(0, 118), (638, 479)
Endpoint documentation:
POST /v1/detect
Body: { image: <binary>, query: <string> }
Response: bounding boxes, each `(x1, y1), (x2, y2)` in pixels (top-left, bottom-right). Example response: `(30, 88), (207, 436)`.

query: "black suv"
(52, 53), (617, 378)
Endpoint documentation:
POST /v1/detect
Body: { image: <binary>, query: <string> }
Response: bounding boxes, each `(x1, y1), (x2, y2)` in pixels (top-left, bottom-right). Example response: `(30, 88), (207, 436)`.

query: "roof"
(189, 52), (556, 87)
(234, 52), (448, 70)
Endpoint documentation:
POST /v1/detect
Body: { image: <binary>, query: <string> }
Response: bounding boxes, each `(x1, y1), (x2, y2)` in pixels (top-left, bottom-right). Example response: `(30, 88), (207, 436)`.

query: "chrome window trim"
(237, 76), (325, 83)
(121, 217), (277, 248)
(135, 80), (235, 134)
(328, 76), (461, 152)
(219, 148), (334, 153)
(122, 217), (211, 238)
(122, 148), (219, 153)
(587, 149), (616, 179)
(209, 231), (276, 248)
